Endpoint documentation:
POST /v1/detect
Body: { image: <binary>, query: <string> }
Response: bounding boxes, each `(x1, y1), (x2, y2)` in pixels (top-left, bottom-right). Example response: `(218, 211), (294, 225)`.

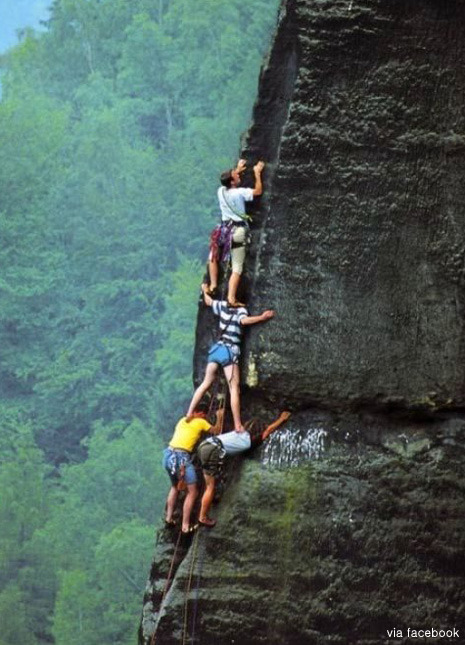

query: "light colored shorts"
(231, 226), (247, 275)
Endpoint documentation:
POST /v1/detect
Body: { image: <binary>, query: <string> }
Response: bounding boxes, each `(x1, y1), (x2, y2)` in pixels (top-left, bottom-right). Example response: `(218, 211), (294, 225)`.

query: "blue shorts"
(163, 448), (197, 485)
(208, 342), (239, 366)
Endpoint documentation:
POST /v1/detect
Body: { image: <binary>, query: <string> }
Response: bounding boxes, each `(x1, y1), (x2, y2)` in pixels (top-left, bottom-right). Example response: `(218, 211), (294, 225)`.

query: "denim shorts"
(208, 342), (239, 366)
(163, 448), (197, 485)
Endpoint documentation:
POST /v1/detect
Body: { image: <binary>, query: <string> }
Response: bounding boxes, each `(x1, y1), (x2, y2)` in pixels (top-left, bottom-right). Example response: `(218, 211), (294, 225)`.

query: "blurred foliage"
(0, 0), (279, 642)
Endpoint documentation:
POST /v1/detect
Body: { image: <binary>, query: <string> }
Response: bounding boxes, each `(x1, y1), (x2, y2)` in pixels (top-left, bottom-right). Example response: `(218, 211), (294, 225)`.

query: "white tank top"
(218, 430), (251, 455)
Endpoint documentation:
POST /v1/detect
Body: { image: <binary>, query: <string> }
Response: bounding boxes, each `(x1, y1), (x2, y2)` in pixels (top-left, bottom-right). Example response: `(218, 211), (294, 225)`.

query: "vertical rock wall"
(142, 1), (465, 643)
(142, 417), (465, 644)
(242, 0), (465, 411)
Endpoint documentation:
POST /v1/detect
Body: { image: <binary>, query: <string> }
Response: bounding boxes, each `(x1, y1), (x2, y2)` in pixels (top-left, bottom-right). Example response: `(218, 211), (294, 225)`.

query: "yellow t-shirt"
(169, 416), (211, 452)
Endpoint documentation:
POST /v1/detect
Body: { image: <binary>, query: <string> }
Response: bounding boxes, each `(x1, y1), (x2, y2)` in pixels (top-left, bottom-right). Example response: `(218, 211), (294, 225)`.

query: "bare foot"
(228, 299), (246, 308)
(203, 283), (218, 297)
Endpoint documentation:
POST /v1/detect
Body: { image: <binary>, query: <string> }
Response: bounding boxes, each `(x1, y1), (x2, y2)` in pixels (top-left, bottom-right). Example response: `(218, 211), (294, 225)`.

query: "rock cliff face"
(141, 1), (465, 643)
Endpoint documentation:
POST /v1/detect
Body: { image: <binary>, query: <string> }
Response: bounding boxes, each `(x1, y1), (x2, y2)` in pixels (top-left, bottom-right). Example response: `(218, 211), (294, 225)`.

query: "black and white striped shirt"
(212, 300), (248, 351)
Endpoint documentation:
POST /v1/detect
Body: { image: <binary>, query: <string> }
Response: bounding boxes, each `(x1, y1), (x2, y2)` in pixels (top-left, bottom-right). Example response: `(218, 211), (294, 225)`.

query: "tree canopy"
(0, 0), (279, 642)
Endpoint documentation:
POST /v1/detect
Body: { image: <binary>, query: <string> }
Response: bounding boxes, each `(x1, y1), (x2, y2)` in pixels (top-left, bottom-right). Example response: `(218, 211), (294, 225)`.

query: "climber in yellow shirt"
(163, 404), (224, 534)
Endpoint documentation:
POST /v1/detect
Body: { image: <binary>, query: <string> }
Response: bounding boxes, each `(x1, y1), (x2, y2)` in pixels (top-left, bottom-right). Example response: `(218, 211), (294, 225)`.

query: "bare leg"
(227, 271), (242, 305)
(199, 473), (216, 524)
(182, 483), (198, 532)
(208, 255), (219, 291)
(223, 363), (243, 431)
(186, 362), (219, 418)
(165, 485), (178, 523)
(228, 230), (246, 305)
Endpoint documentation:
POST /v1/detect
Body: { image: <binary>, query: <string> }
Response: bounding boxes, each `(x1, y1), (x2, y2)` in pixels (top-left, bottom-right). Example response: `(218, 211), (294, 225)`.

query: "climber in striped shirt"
(186, 284), (274, 432)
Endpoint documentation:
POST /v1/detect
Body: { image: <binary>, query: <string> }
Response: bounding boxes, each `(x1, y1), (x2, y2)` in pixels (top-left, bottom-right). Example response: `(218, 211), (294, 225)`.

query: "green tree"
(152, 255), (204, 433)
(52, 570), (102, 645)
(0, 412), (52, 642)
(0, 88), (68, 400)
(0, 417), (50, 583)
(0, 0), (280, 642)
(94, 521), (155, 644)
(0, 584), (38, 645)
(44, 418), (165, 568)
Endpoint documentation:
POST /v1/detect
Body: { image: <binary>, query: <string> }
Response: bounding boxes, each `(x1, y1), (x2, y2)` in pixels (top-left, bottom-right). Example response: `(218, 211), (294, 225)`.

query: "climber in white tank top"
(196, 411), (291, 528)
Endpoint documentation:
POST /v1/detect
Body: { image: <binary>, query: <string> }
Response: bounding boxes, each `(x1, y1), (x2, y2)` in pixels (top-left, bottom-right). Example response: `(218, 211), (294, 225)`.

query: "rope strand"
(190, 532), (207, 644)
(182, 530), (200, 645)
(150, 528), (183, 645)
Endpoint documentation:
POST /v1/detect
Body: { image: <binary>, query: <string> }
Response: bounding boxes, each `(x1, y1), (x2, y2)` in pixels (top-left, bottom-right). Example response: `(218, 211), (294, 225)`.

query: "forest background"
(0, 1), (279, 643)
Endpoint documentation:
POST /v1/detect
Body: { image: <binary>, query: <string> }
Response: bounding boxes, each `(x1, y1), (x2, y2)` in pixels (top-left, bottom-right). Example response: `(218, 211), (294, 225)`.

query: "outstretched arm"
(240, 309), (274, 326)
(261, 411), (291, 441)
(252, 161), (265, 196)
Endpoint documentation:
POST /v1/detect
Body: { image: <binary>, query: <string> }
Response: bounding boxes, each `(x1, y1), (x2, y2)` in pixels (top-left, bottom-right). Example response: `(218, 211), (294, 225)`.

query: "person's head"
(244, 418), (266, 444)
(220, 168), (241, 189)
(191, 400), (210, 420)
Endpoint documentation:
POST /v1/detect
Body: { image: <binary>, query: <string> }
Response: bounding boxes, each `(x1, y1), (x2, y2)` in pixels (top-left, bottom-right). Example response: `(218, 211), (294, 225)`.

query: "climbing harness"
(209, 221), (235, 264)
(165, 447), (189, 491)
(197, 436), (226, 479)
(177, 462), (187, 491)
(211, 301), (242, 364)
(209, 186), (250, 265)
(207, 342), (234, 367)
(166, 448), (189, 478)
(220, 186), (252, 222)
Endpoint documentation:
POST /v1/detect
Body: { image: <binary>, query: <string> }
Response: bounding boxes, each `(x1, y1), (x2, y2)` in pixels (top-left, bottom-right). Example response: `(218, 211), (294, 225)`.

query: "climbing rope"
(208, 376), (228, 432)
(150, 528), (183, 645)
(190, 531), (207, 644)
(150, 245), (231, 645)
(182, 528), (201, 645)
(207, 374), (221, 419)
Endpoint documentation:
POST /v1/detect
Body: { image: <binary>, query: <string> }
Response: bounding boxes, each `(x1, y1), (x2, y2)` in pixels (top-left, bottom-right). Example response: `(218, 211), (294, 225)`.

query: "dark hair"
(220, 170), (233, 188)
(244, 418), (266, 444)
(195, 400), (210, 415)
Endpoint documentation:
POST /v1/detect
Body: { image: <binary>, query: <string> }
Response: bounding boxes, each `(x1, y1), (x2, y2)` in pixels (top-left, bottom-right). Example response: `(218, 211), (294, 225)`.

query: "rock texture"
(244, 0), (465, 412)
(141, 1), (465, 643)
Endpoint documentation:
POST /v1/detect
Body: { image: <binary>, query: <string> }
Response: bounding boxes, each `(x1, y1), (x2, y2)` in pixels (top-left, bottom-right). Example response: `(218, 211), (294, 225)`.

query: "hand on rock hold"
(237, 159), (247, 173)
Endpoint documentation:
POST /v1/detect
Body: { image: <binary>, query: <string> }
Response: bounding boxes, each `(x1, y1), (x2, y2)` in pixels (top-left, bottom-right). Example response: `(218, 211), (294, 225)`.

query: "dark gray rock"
(142, 1), (465, 643)
(241, 0), (465, 412)
(142, 416), (465, 644)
